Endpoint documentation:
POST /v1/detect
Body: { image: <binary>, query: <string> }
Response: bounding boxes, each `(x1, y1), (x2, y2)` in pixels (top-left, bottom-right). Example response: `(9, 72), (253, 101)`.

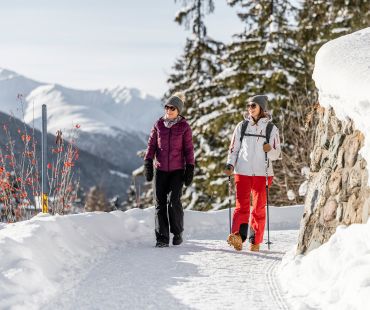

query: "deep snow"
(279, 221), (370, 310)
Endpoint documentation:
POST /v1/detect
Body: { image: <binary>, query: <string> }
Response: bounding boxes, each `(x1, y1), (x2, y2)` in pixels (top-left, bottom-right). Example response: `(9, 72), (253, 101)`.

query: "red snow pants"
(232, 174), (273, 245)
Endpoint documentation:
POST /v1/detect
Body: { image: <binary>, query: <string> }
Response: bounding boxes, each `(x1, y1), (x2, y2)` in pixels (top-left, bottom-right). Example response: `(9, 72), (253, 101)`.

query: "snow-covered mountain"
(0, 68), (163, 135)
(0, 68), (163, 171)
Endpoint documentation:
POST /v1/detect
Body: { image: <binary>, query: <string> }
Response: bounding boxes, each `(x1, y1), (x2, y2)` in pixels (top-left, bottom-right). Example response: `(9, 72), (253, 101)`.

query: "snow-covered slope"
(0, 68), (163, 136)
(280, 221), (370, 310)
(0, 69), (42, 116)
(0, 205), (303, 309)
(24, 83), (162, 136)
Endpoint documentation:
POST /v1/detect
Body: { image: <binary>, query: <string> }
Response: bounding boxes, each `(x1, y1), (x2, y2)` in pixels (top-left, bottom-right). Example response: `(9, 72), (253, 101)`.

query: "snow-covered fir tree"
(163, 0), (225, 210)
(224, 0), (303, 104)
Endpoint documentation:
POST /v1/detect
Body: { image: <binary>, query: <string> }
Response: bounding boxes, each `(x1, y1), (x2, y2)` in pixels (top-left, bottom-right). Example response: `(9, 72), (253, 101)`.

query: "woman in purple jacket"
(144, 94), (195, 248)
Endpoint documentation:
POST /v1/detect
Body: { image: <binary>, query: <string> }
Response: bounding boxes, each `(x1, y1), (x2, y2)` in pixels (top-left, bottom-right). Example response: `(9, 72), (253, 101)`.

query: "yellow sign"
(42, 193), (48, 213)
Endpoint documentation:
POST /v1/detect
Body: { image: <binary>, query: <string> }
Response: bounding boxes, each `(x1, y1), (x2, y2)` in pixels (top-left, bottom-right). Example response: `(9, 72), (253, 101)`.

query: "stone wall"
(296, 106), (370, 254)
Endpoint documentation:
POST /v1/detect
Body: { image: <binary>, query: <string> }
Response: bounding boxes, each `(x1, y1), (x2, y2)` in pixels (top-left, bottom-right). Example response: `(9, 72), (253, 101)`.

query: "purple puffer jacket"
(144, 116), (195, 171)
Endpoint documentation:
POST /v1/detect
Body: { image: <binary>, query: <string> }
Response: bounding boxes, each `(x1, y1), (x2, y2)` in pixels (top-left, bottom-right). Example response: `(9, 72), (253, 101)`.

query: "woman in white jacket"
(224, 95), (281, 252)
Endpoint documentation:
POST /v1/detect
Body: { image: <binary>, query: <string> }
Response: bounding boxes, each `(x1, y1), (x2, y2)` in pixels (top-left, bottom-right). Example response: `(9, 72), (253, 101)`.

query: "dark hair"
(257, 108), (267, 120)
(251, 105), (267, 123)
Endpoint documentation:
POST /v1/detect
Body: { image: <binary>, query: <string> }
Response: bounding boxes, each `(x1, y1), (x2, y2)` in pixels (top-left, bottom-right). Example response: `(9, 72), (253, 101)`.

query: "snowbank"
(312, 27), (370, 184)
(0, 205), (302, 309)
(0, 210), (153, 309)
(279, 221), (370, 310)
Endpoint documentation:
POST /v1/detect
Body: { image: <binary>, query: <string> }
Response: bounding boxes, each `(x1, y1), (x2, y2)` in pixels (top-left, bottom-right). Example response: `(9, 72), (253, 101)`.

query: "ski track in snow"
(45, 230), (298, 310)
(266, 259), (289, 310)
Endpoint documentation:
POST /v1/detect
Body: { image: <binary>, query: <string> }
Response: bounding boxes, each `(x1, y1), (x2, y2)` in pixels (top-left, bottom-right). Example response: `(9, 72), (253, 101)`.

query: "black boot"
(155, 241), (169, 248)
(173, 233), (183, 246)
(249, 228), (256, 245)
(239, 223), (248, 242)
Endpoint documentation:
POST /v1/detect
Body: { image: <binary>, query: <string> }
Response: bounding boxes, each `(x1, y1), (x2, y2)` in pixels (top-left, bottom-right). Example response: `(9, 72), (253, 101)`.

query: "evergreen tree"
(224, 0), (303, 105)
(166, 0), (224, 108)
(164, 0), (225, 210)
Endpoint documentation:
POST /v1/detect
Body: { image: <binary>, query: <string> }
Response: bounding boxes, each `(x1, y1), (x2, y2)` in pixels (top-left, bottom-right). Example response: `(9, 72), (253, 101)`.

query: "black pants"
(154, 169), (184, 244)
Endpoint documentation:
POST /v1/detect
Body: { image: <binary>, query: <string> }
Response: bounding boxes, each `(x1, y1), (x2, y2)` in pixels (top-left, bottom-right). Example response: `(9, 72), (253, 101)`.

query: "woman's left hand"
(263, 143), (272, 153)
(184, 164), (194, 186)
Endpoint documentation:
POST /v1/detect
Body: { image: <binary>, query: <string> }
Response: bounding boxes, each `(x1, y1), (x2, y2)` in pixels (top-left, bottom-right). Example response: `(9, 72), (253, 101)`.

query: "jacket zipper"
(254, 124), (261, 176)
(252, 125), (256, 175)
(168, 128), (171, 171)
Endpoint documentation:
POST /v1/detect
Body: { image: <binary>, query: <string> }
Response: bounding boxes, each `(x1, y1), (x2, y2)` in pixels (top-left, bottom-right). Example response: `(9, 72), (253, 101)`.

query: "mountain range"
(0, 68), (164, 197)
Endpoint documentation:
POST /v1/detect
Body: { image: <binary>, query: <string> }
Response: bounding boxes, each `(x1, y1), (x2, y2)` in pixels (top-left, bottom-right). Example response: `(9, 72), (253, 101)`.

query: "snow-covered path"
(45, 230), (298, 310)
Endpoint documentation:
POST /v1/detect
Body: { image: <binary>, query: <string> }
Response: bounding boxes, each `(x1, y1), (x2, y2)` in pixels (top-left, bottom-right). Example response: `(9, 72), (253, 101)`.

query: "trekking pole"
(264, 142), (272, 250)
(228, 176), (232, 234)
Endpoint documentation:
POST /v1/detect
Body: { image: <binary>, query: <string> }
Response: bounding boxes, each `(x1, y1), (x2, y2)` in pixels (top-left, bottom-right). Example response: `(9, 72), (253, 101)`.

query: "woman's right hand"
(224, 164), (234, 176)
(144, 159), (154, 182)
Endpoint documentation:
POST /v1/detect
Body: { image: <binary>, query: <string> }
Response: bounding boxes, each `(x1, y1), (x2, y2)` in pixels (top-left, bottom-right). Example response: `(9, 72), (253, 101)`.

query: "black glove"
(225, 164), (233, 171)
(144, 159), (154, 182)
(224, 164), (234, 176)
(184, 164), (194, 186)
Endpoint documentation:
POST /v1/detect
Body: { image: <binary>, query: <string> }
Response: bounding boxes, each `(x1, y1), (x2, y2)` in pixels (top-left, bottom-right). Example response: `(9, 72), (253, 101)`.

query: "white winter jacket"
(227, 115), (281, 176)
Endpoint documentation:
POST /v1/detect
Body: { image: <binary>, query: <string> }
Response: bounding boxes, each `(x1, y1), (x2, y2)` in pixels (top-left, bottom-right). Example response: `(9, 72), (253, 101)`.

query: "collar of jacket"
(242, 112), (272, 125)
(159, 115), (186, 123)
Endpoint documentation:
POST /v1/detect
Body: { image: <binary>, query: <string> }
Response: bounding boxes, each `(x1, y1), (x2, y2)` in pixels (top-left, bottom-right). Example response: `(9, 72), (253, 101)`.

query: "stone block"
(344, 137), (360, 167)
(348, 168), (362, 190)
(323, 199), (337, 222)
(328, 171), (342, 195)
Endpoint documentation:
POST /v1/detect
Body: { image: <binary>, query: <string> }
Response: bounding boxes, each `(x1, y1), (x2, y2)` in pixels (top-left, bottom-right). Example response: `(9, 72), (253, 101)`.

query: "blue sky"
(0, 0), (243, 97)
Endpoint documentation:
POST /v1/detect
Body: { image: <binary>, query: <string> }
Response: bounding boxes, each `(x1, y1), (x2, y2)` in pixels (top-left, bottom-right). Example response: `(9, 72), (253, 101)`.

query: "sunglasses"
(164, 105), (177, 111)
(247, 103), (257, 109)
